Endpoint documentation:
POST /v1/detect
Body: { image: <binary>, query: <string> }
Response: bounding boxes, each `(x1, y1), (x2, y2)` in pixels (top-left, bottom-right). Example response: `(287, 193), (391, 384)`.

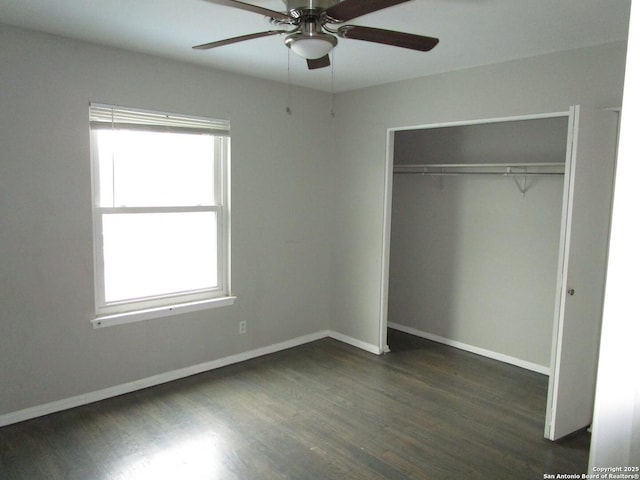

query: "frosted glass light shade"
(289, 37), (335, 59)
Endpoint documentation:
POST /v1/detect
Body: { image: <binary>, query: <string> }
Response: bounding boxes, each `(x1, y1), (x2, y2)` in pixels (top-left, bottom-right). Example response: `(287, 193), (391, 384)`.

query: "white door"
(545, 106), (618, 441)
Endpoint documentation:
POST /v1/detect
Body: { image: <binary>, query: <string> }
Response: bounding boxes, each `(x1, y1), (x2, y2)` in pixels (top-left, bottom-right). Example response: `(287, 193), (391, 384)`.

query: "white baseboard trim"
(327, 331), (383, 355)
(388, 322), (550, 375)
(0, 329), (381, 427)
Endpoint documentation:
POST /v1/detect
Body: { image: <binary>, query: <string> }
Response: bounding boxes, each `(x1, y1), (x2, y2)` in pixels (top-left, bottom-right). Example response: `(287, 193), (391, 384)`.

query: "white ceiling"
(0, 0), (631, 92)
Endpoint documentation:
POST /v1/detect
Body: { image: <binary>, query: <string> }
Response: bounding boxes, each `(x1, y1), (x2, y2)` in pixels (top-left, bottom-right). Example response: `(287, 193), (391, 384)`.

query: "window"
(89, 104), (232, 326)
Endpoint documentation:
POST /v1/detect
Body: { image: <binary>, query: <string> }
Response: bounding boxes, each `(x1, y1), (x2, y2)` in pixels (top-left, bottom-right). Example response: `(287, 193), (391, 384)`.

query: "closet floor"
(0, 329), (589, 479)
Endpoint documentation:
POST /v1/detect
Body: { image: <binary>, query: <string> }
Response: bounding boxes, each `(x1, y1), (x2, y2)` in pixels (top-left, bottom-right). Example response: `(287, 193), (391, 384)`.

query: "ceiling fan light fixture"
(194, 0), (440, 71)
(285, 32), (337, 59)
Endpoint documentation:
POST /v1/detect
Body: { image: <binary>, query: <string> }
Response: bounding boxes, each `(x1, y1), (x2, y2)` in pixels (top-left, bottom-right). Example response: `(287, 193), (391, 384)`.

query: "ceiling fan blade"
(325, 0), (412, 22)
(193, 30), (287, 49)
(200, 0), (292, 22)
(337, 25), (439, 51)
(307, 55), (331, 70)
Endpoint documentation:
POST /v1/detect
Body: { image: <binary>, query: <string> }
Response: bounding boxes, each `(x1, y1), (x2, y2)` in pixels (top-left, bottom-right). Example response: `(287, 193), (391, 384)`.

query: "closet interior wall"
(388, 117), (569, 371)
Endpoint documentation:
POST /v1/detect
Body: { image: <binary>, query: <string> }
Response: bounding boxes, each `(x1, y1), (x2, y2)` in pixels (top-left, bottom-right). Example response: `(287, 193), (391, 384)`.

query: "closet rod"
(393, 171), (563, 176)
(395, 162), (565, 169)
(393, 162), (564, 177)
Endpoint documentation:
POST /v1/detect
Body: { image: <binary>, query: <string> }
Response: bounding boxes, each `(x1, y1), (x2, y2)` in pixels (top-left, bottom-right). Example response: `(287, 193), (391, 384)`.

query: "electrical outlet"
(238, 320), (246, 334)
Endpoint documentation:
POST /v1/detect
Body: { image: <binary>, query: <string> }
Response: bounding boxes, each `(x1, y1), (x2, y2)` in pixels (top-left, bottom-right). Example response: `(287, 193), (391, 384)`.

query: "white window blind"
(89, 104), (230, 136)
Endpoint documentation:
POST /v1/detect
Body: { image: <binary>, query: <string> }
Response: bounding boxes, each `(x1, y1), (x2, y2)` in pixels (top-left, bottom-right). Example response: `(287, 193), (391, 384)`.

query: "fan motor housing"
(284, 0), (339, 14)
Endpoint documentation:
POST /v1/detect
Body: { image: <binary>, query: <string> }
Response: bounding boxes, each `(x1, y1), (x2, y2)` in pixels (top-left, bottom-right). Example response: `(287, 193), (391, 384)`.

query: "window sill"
(91, 296), (237, 329)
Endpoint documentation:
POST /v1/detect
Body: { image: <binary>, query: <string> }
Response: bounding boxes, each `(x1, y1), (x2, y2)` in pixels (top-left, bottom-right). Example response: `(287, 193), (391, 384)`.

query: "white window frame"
(89, 104), (234, 328)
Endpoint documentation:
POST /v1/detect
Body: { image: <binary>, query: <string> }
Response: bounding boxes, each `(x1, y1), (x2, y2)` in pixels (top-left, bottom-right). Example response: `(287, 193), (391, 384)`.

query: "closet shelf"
(393, 162), (565, 176)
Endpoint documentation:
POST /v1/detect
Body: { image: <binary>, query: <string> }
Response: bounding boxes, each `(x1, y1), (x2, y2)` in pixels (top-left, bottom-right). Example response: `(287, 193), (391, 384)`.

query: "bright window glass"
(102, 212), (218, 303)
(97, 130), (216, 208)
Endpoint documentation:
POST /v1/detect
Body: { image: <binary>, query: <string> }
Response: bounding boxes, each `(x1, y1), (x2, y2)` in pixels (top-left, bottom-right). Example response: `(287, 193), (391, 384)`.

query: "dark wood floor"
(0, 329), (589, 479)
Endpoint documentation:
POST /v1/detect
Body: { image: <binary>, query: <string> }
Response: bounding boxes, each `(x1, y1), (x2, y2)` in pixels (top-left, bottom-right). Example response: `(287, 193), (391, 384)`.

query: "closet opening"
(384, 114), (569, 373)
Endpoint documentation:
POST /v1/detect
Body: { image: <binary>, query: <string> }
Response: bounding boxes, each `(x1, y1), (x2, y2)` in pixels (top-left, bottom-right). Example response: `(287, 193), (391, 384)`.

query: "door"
(545, 106), (618, 441)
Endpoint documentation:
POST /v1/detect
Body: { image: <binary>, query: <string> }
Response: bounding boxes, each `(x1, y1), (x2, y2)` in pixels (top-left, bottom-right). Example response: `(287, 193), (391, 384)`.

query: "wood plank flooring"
(0, 329), (590, 479)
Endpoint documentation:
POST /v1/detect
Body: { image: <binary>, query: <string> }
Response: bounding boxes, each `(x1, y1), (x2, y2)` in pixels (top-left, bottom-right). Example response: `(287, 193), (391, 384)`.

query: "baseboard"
(0, 329), (381, 427)
(327, 331), (383, 355)
(388, 322), (550, 375)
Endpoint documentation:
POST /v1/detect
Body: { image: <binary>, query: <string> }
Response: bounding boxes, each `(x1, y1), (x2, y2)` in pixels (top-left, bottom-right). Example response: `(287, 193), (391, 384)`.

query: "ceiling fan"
(193, 0), (439, 70)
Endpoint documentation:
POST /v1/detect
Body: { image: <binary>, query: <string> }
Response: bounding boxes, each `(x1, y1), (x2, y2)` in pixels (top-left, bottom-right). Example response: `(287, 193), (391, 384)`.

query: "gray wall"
(0, 24), (334, 416)
(393, 118), (569, 165)
(389, 118), (568, 368)
(331, 41), (627, 349)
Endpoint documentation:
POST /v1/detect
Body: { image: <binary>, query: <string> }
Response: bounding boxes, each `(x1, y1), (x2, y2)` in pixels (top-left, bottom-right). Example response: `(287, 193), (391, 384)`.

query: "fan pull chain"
(330, 50), (335, 118)
(286, 49), (292, 115)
